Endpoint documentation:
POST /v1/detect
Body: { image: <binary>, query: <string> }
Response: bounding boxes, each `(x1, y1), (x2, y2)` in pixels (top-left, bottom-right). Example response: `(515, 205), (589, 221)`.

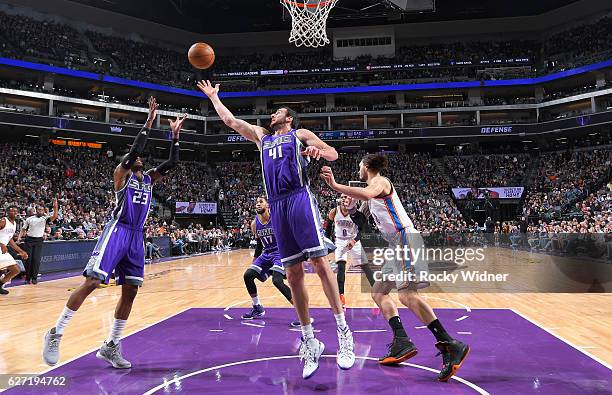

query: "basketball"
(188, 42), (215, 69)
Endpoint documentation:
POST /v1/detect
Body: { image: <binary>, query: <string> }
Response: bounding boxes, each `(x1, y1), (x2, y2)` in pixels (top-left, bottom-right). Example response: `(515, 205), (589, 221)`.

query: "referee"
(19, 199), (58, 284)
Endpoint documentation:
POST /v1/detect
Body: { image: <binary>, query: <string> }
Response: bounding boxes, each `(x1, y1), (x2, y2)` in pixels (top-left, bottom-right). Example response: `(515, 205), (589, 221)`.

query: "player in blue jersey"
(199, 80), (355, 379)
(43, 97), (187, 368)
(242, 196), (302, 326)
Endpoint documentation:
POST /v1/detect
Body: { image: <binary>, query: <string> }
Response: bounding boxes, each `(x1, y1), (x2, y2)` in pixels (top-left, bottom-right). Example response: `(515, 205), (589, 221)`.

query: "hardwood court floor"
(1, 249), (610, 375)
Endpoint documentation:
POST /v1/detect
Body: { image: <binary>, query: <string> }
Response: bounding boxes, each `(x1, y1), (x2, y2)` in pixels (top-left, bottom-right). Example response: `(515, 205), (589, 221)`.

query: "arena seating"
(1, 134), (610, 259)
(0, 11), (609, 91)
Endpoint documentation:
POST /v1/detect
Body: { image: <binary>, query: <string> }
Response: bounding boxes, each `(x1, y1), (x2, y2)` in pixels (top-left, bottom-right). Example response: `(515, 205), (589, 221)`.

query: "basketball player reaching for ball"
(320, 154), (470, 382)
(325, 194), (376, 308)
(0, 206), (29, 295)
(242, 196), (307, 327)
(43, 98), (186, 368)
(198, 80), (354, 379)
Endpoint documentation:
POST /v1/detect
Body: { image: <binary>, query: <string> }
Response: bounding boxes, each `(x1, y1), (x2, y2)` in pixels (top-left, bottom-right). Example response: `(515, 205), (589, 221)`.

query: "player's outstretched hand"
(145, 96), (158, 128)
(169, 113), (188, 139)
(320, 166), (336, 188)
(19, 251), (28, 260)
(302, 145), (323, 160)
(197, 80), (220, 98)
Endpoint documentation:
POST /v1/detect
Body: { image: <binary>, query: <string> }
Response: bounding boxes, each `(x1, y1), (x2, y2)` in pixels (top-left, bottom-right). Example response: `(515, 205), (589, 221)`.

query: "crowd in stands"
(84, 31), (195, 89)
(523, 148), (612, 222)
(0, 10), (609, 91)
(444, 153), (529, 187)
(215, 161), (265, 230)
(154, 161), (216, 205)
(2, 134), (611, 272)
(207, 142), (611, 248)
(0, 141), (242, 260)
(0, 11), (87, 69)
(0, 142), (116, 240)
(543, 16), (612, 73)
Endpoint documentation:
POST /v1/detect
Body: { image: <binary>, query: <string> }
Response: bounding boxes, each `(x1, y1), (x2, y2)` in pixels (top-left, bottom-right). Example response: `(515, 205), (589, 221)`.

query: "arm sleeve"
(254, 238), (263, 258)
(155, 138), (180, 176)
(350, 211), (369, 243)
(324, 219), (334, 239)
(358, 201), (371, 218)
(120, 126), (149, 169)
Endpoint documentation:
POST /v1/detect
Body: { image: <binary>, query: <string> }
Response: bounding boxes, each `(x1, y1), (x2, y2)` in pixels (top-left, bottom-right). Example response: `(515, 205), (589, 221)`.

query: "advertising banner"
(452, 187), (525, 199)
(175, 201), (218, 215)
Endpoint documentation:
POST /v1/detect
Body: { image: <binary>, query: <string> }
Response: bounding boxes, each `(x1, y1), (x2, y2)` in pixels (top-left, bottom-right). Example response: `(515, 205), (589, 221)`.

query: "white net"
(280, 0), (338, 48)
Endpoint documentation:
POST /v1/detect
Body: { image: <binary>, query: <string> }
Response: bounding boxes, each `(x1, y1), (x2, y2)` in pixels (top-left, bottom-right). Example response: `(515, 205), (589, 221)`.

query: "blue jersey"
(113, 172), (152, 230)
(260, 129), (309, 199)
(255, 215), (278, 253)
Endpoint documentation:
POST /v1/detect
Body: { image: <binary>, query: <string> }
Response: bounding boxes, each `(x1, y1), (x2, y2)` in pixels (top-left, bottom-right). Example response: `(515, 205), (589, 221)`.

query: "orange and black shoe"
(379, 336), (418, 365)
(435, 340), (470, 382)
(339, 294), (346, 310)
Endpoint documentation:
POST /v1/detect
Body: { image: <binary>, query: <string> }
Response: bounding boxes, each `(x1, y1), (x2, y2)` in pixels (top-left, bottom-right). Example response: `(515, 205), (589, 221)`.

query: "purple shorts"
(250, 250), (284, 281)
(269, 187), (335, 267)
(83, 221), (145, 286)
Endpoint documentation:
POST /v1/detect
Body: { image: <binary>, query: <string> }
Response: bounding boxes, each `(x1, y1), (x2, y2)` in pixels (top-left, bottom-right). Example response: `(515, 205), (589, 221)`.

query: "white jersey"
(334, 207), (358, 241)
(367, 181), (417, 236)
(0, 217), (16, 245)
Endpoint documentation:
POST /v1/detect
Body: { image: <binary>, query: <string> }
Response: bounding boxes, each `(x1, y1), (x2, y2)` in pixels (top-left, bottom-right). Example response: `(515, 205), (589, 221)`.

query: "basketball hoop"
(280, 0), (338, 48)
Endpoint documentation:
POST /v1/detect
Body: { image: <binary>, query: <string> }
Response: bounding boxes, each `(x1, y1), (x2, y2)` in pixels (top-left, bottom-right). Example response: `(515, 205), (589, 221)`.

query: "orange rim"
(282, 0), (330, 8)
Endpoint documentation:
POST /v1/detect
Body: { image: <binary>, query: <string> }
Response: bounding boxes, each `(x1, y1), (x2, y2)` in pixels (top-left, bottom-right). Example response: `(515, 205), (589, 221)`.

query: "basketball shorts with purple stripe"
(83, 220), (146, 286)
(269, 187), (335, 267)
(250, 250), (284, 281)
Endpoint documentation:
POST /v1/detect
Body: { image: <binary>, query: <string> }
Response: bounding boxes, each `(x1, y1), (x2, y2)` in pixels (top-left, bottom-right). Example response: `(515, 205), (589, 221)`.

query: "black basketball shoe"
(379, 336), (418, 365)
(435, 340), (470, 382)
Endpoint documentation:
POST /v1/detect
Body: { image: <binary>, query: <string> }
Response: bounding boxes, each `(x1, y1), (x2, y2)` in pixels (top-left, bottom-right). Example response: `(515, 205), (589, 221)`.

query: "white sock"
(251, 296), (260, 306)
(301, 324), (315, 340)
(54, 306), (76, 335)
(106, 319), (127, 344)
(335, 313), (348, 331)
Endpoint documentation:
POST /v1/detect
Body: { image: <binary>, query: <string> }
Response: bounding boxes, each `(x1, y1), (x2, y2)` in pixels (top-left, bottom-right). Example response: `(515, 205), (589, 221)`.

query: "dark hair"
(7, 205), (18, 211)
(257, 195), (268, 202)
(278, 107), (300, 129)
(362, 154), (389, 172)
